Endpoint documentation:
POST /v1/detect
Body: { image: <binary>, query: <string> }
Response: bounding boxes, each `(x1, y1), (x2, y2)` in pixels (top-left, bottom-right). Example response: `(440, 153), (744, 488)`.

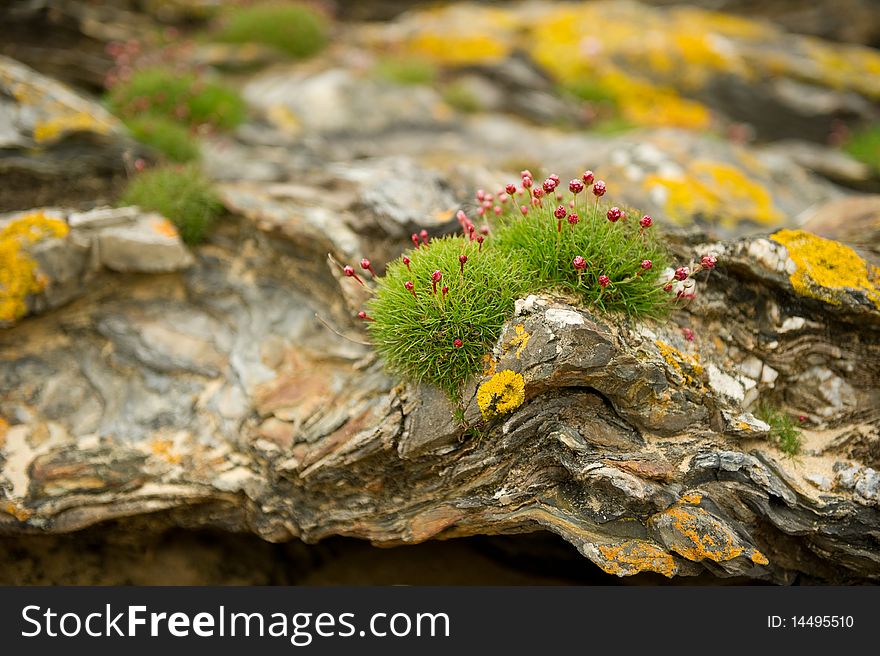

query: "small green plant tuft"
(365, 236), (527, 398)
(442, 81), (482, 113)
(843, 124), (880, 172)
(211, 2), (329, 59)
(121, 164), (223, 245)
(350, 171), (713, 400)
(493, 179), (671, 317)
(374, 56), (438, 86)
(755, 402), (802, 456)
(107, 67), (246, 131)
(124, 116), (200, 163)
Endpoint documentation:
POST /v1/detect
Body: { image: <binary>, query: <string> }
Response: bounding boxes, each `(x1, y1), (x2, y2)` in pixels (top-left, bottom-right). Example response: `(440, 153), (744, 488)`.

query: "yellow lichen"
(659, 504), (745, 562)
(32, 111), (113, 144)
(0, 212), (69, 323)
(680, 491), (703, 505)
(655, 340), (703, 386)
(644, 160), (783, 227)
(506, 324), (531, 359)
(771, 229), (880, 309)
(597, 540), (677, 578)
(477, 369), (525, 419)
(751, 550), (769, 565)
(481, 354), (497, 377)
(152, 218), (179, 239)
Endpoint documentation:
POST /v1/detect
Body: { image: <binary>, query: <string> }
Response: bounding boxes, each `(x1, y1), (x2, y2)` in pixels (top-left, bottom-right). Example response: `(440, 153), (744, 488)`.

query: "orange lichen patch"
(751, 550), (769, 565)
(771, 229), (880, 309)
(651, 503), (752, 564)
(506, 324), (531, 359)
(680, 491), (703, 505)
(0, 212), (69, 323)
(654, 340), (703, 386)
(0, 500), (32, 522)
(149, 438), (182, 465)
(0, 417), (7, 448)
(151, 217), (179, 239)
(644, 160), (783, 227)
(481, 354), (497, 377)
(32, 111), (114, 144)
(596, 540), (677, 578)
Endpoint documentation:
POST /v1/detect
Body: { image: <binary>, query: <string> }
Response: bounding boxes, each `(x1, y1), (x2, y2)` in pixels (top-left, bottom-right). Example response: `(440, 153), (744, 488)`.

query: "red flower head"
(640, 259), (653, 270)
(582, 170), (595, 185)
(459, 254), (468, 272)
(569, 179), (585, 194)
(554, 205), (567, 219)
(431, 270), (442, 294)
(568, 212), (579, 226)
(453, 339), (463, 348)
(598, 275), (611, 288)
(674, 267), (689, 281)
(682, 328), (695, 341)
(592, 180), (606, 197)
(639, 215), (653, 229)
(357, 311), (374, 321)
(533, 188), (544, 199)
(402, 255), (411, 271)
(700, 254), (717, 269)
(442, 285), (448, 297)
(420, 229), (429, 245)
(572, 256), (587, 271)
(520, 169), (532, 179)
(360, 258), (376, 276)
(520, 204), (528, 216)
(505, 183), (517, 196)
(411, 233), (420, 248)
(606, 207), (623, 222)
(405, 280), (416, 297)
(549, 174), (560, 184)
(522, 176), (533, 189)
(542, 177), (558, 193)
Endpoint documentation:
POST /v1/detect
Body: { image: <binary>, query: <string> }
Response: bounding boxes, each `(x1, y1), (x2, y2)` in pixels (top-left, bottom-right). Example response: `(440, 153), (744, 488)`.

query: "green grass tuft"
(374, 57), (437, 86)
(755, 402), (802, 456)
(492, 198), (671, 317)
(124, 116), (200, 163)
(843, 124), (880, 172)
(120, 164), (223, 245)
(107, 67), (246, 131)
(366, 236), (528, 398)
(442, 81), (482, 113)
(211, 2), (328, 59)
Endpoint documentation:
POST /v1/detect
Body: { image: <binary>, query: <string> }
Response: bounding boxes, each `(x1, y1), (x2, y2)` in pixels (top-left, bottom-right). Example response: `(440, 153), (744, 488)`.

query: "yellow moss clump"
(771, 229), (880, 309)
(32, 112), (114, 144)
(477, 369), (525, 418)
(644, 160), (783, 227)
(0, 212), (69, 323)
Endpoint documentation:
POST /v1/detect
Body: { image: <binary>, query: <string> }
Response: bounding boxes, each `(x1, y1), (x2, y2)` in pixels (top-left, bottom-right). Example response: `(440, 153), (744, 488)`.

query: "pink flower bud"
(554, 205), (567, 219)
(453, 339), (463, 348)
(542, 178), (558, 193)
(674, 267), (689, 281)
(405, 280), (416, 298)
(568, 213), (579, 226)
(505, 183), (517, 196)
(459, 254), (468, 272)
(569, 179), (584, 194)
(402, 255), (411, 271)
(442, 285), (448, 297)
(682, 328), (695, 341)
(477, 235), (484, 251)
(549, 174), (560, 184)
(493, 205), (502, 215)
(606, 207), (622, 222)
(456, 209), (468, 225)
(533, 188), (544, 199)
(640, 259), (653, 270)
(481, 226), (490, 235)
(639, 215), (653, 229)
(357, 311), (374, 321)
(360, 258), (376, 276)
(522, 176), (532, 189)
(476, 189), (486, 202)
(420, 229), (429, 245)
(344, 265), (364, 286)
(431, 270), (442, 294)
(582, 170), (595, 185)
(520, 205), (528, 216)
(598, 275), (611, 288)
(572, 256), (587, 271)
(592, 180), (606, 197)
(664, 283), (673, 292)
(700, 254), (717, 269)
(411, 233), (420, 248)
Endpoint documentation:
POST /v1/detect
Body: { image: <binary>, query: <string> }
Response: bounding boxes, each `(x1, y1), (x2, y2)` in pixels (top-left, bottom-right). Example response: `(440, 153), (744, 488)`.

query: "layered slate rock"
(1, 214), (877, 584)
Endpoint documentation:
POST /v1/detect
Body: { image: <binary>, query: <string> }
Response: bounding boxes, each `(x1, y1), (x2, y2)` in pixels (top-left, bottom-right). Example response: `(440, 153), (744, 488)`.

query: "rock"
(799, 195), (880, 264)
(368, 1), (880, 140)
(243, 67), (452, 138)
(0, 55), (136, 211)
(97, 213), (194, 272)
(0, 206), (193, 325)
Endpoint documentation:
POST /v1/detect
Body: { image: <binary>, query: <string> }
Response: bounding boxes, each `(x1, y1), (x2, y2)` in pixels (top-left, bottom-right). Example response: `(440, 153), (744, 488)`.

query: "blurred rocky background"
(1, 0), (878, 584)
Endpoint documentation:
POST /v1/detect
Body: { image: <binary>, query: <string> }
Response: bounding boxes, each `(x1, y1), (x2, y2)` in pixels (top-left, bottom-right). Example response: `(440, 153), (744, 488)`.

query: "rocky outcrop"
(1, 208), (877, 584)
